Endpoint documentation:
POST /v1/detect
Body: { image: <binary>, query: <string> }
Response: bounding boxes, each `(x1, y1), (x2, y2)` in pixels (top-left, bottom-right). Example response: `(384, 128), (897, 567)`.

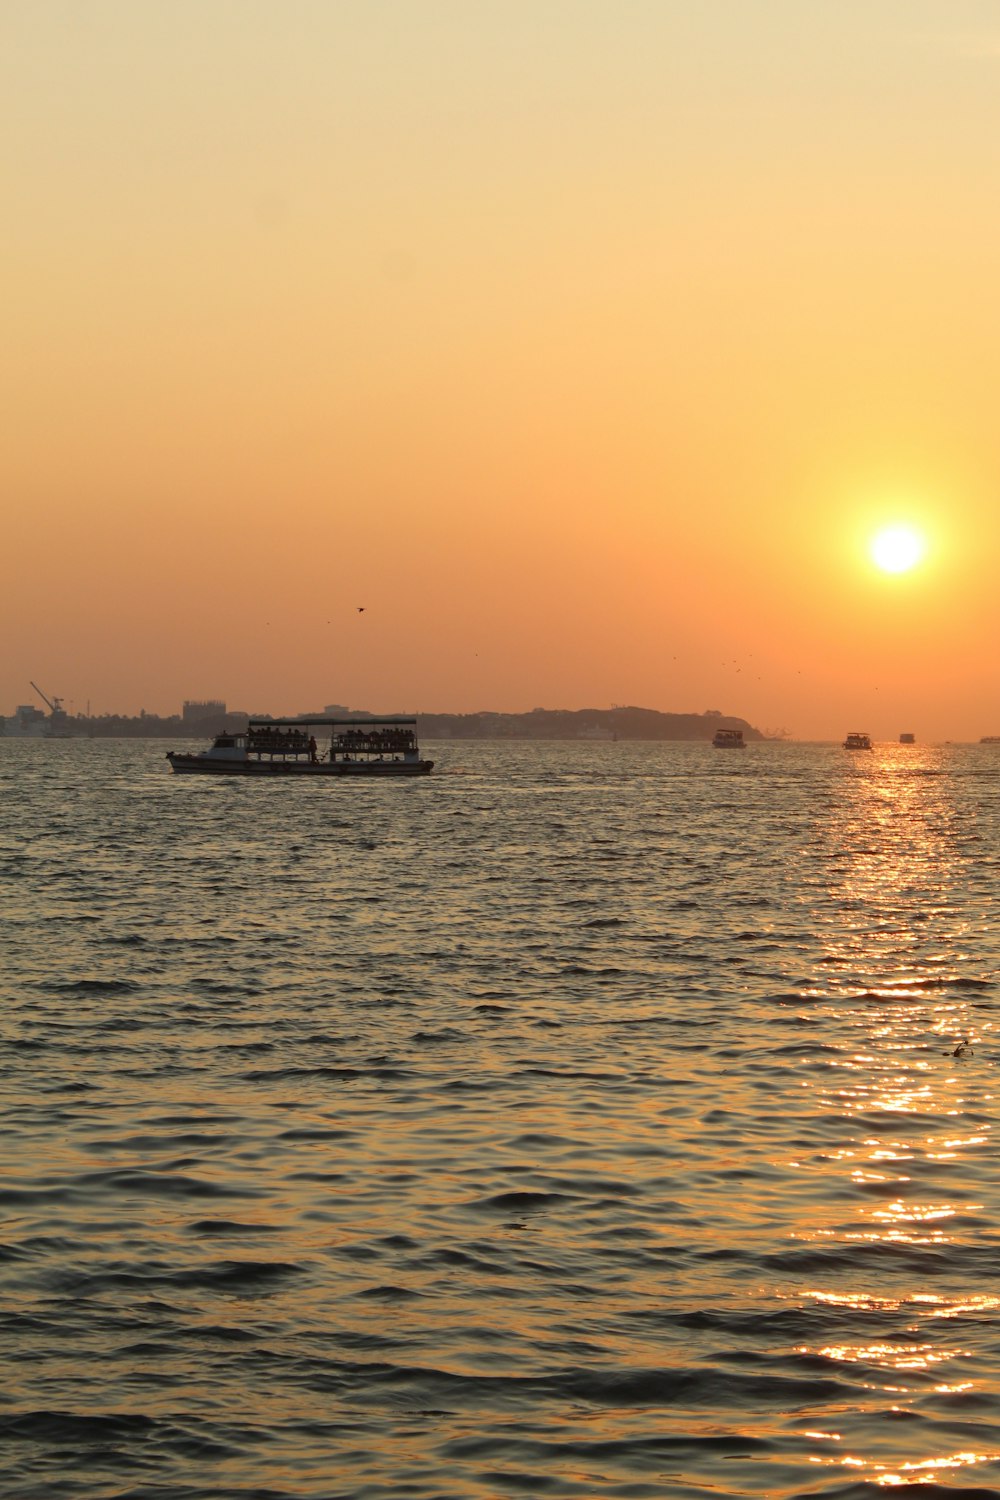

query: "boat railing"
(331, 730), (416, 755)
(248, 729), (311, 756)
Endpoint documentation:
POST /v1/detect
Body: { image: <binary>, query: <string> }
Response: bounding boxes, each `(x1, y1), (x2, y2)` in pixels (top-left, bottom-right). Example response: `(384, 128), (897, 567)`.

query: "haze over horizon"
(5, 1), (1000, 744)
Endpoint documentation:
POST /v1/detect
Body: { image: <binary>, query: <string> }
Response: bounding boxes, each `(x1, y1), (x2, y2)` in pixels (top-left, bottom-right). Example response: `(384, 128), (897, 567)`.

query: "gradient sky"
(5, 1), (1000, 739)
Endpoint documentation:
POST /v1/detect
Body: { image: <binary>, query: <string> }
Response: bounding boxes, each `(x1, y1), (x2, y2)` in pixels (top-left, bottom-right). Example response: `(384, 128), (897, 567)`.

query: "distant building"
(2, 704), (48, 737)
(183, 700), (226, 725)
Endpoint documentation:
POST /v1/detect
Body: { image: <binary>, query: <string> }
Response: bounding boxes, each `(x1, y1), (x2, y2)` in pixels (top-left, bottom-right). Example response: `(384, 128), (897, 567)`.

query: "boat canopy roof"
(247, 716), (417, 728)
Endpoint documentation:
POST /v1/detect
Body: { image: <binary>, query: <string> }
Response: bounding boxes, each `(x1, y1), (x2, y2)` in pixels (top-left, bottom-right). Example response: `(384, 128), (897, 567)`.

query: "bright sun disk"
(870, 525), (926, 574)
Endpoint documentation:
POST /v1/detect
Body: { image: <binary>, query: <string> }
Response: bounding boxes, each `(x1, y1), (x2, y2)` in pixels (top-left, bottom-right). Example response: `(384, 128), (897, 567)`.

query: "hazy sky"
(5, 1), (1000, 739)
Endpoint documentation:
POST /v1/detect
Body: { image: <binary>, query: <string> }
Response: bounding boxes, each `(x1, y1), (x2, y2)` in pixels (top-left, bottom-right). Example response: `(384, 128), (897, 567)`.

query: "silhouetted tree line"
(58, 713), (242, 738)
(414, 708), (763, 740)
(45, 707), (763, 741)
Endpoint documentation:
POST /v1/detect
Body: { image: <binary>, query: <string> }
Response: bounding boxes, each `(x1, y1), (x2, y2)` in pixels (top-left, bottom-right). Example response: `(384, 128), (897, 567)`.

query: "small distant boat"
(167, 716), (434, 777)
(843, 732), (873, 751)
(899, 732), (915, 744)
(980, 736), (1000, 745)
(712, 728), (746, 749)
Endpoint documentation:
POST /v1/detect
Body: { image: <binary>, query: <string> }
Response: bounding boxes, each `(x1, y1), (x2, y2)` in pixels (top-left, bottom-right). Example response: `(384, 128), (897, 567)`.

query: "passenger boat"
(167, 717), (433, 777)
(843, 731), (873, 750)
(712, 727), (746, 748)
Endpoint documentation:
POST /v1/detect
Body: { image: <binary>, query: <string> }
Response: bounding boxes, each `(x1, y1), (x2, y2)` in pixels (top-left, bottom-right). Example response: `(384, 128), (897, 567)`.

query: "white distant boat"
(712, 728), (746, 749)
(843, 731), (873, 750)
(167, 716), (434, 777)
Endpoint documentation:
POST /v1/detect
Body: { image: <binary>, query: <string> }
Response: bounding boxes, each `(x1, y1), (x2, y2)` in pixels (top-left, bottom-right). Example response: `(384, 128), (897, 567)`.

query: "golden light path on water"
(4, 739), (1000, 1498)
(786, 743), (999, 1488)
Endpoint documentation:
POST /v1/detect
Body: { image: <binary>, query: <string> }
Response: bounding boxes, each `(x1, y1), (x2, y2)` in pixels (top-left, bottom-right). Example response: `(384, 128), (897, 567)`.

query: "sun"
(870, 524), (926, 574)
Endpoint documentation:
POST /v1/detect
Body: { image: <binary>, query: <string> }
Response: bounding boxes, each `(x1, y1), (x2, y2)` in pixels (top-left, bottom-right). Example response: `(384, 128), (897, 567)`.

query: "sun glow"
(870, 525), (926, 574)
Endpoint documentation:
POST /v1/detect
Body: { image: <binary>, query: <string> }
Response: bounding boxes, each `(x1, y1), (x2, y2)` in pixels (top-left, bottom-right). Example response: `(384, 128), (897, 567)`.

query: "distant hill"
(25, 705), (763, 741)
(415, 707), (763, 741)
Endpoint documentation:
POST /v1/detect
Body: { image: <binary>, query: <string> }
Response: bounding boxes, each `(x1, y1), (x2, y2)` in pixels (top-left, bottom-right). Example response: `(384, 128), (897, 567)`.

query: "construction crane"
(30, 681), (65, 714)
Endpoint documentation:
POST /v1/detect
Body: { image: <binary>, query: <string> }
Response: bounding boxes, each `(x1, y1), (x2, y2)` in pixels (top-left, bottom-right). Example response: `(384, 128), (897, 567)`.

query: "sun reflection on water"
(804, 1449), (1000, 1486)
(784, 744), (999, 1486)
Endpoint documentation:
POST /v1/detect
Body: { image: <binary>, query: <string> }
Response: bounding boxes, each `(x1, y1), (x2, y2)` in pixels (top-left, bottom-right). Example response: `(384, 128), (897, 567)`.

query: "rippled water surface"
(3, 738), (1000, 1499)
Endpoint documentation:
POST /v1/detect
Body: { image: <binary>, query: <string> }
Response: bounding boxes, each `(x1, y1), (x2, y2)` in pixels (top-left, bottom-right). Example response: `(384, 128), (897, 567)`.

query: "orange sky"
(4, 1), (1000, 740)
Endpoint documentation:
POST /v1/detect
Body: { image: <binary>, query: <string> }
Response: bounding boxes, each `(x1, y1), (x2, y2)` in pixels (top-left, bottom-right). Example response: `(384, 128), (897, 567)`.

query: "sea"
(3, 737), (1000, 1500)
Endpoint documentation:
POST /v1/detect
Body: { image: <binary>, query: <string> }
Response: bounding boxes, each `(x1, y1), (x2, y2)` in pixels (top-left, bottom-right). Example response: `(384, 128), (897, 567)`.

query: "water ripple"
(2, 737), (1000, 1497)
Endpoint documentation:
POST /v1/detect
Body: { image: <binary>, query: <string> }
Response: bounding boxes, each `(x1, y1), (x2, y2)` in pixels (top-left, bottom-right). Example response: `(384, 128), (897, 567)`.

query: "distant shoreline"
(3, 705), (765, 742)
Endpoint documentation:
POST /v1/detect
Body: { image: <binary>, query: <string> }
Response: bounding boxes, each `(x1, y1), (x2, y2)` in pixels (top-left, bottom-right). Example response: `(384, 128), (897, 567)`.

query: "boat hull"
(167, 753), (434, 777)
